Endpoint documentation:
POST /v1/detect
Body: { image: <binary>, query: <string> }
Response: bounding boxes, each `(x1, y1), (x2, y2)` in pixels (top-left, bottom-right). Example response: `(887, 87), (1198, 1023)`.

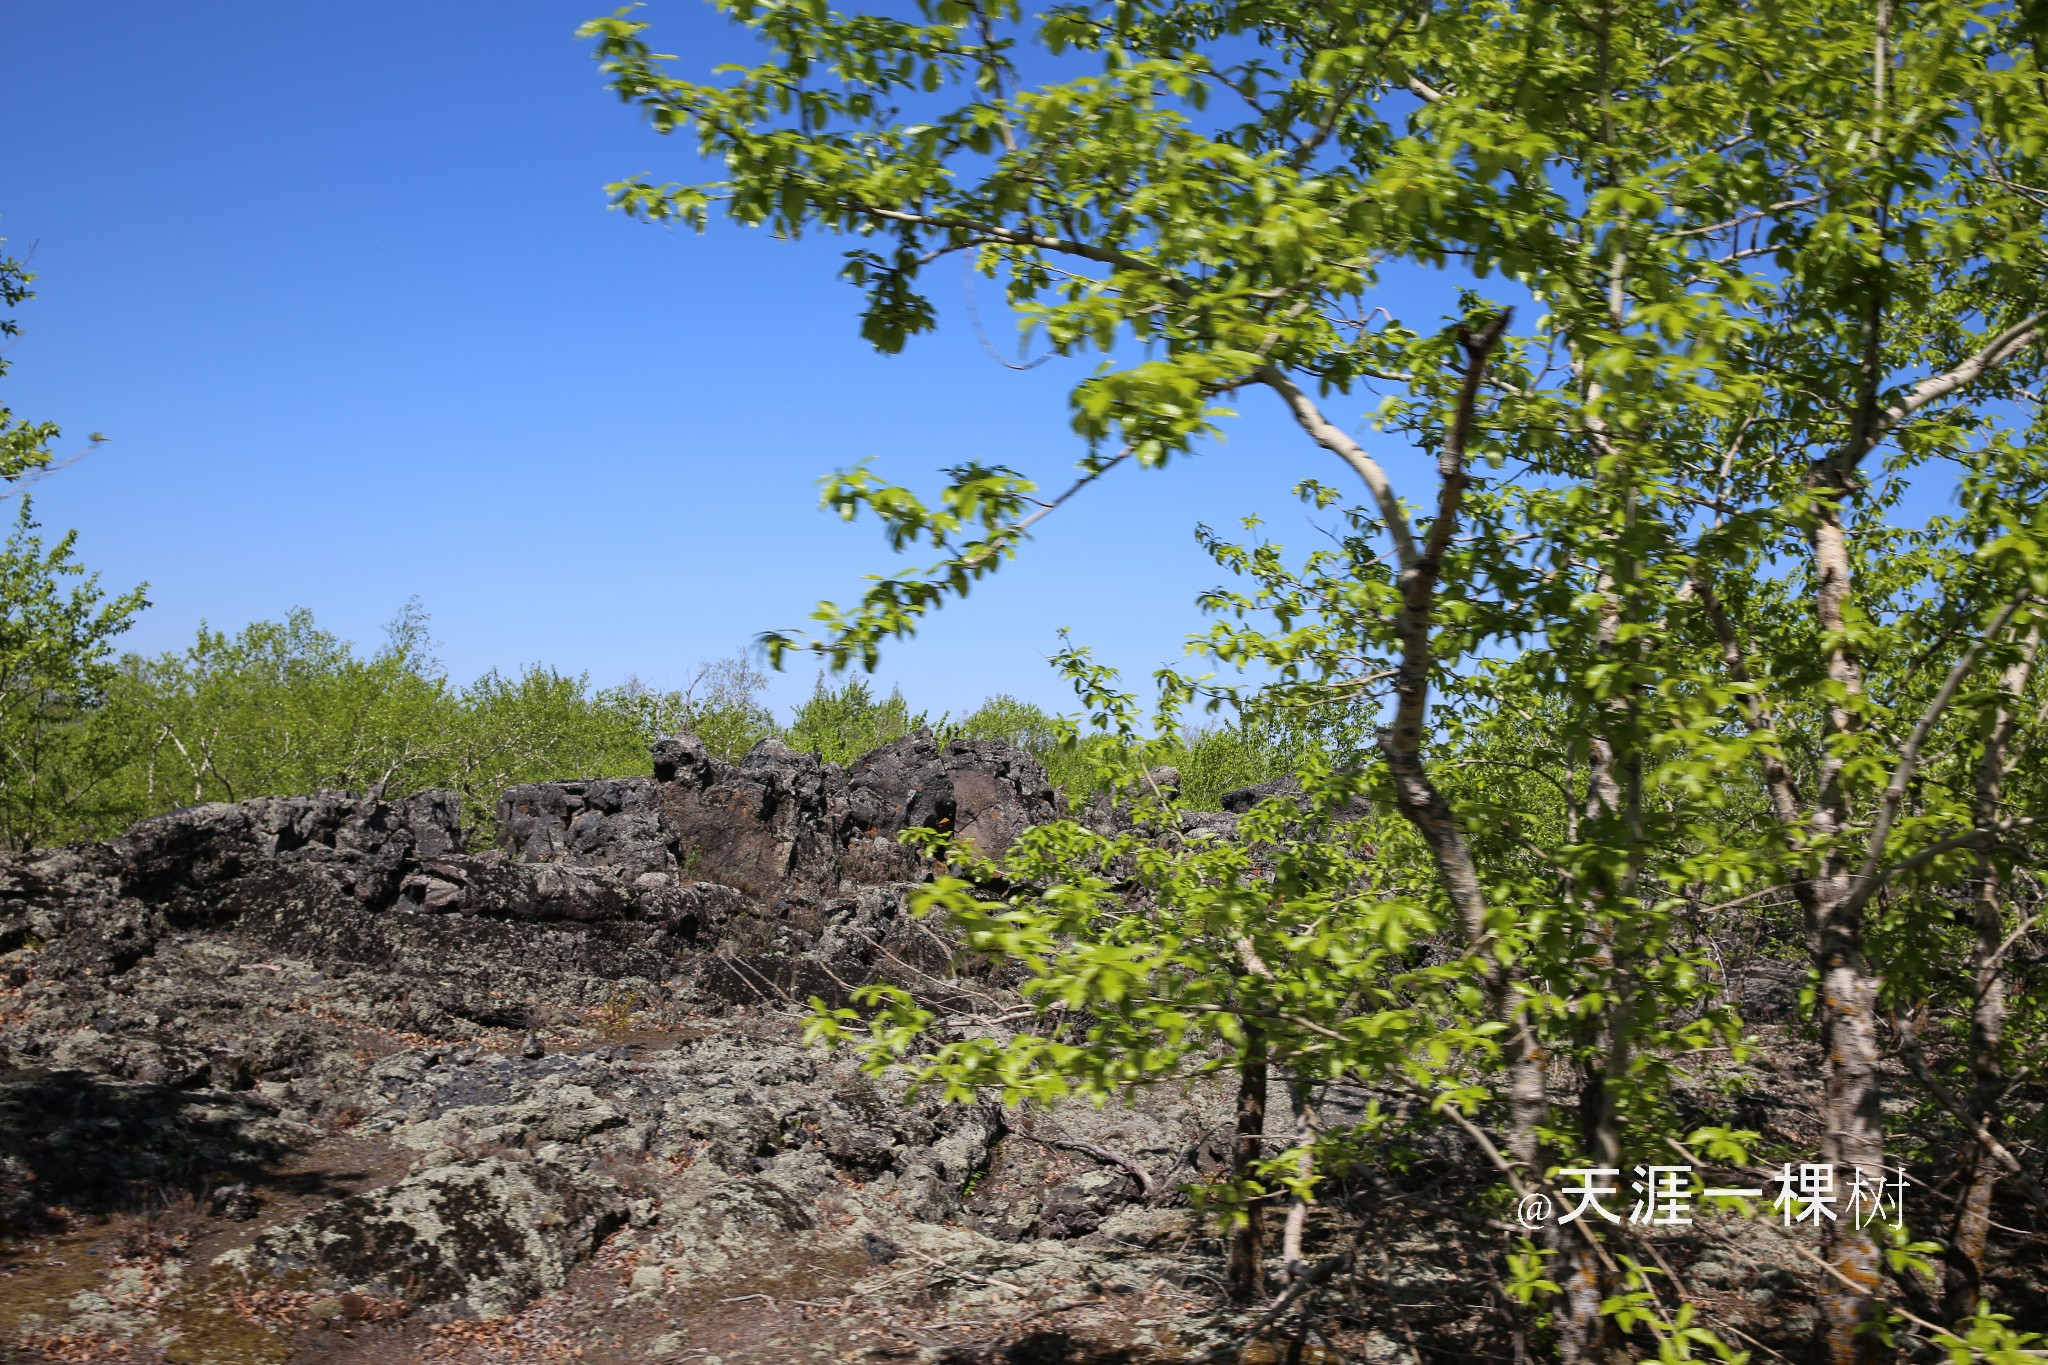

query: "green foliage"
(110, 602), (455, 809)
(944, 692), (1064, 756)
(1932, 1307), (2048, 1365)
(1167, 718), (1310, 810)
(814, 765), (1469, 1103)
(52, 605), (777, 841)
(1504, 1241), (1561, 1307)
(0, 250), (149, 852)
(941, 692), (1312, 807)
(1599, 1259), (1751, 1364)
(596, 0), (2048, 1343)
(786, 672), (926, 765)
(0, 501), (148, 850)
(1, 241), (62, 486)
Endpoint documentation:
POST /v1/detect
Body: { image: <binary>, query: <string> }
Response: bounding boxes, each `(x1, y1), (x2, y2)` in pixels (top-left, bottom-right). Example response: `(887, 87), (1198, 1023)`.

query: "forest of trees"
(0, 470), (1301, 854)
(0, 584), (1310, 852)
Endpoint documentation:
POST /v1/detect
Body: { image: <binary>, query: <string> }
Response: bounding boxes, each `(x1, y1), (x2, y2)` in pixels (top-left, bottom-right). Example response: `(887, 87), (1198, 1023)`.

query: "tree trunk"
(1808, 505), (1888, 1365)
(1811, 873), (1887, 1363)
(1281, 1074), (1316, 1284)
(1227, 1029), (1270, 1303)
(1945, 629), (2035, 1316)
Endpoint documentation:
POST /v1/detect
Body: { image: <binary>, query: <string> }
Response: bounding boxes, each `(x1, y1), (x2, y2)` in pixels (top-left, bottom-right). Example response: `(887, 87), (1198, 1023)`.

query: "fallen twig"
(904, 1247), (1031, 1296)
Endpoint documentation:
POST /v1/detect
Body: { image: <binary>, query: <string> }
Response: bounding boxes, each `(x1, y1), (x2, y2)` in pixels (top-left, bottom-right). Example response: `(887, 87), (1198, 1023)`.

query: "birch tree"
(589, 1), (2048, 1356)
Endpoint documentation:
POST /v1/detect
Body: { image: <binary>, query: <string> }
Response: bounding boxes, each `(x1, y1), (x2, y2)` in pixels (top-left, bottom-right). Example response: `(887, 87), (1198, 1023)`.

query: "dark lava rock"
(0, 730), (1224, 1331)
(845, 730), (1057, 863)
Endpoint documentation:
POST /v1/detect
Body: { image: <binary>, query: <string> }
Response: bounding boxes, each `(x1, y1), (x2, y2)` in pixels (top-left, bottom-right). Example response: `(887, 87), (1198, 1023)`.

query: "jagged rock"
(219, 1156), (625, 1318)
(398, 857), (634, 923)
(1218, 774), (1305, 813)
(497, 777), (670, 878)
(0, 732), (1243, 1353)
(395, 1076), (628, 1152)
(116, 790), (463, 909)
(846, 730), (1057, 861)
(1035, 1169), (1138, 1238)
(659, 738), (849, 893)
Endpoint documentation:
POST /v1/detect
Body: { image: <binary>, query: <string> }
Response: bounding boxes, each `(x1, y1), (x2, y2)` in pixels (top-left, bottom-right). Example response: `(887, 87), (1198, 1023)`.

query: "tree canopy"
(588, 1), (2048, 1358)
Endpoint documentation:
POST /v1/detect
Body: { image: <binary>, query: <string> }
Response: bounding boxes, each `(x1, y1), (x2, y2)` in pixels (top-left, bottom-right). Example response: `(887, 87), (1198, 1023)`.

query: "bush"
(786, 674), (925, 766)
(65, 604), (776, 841)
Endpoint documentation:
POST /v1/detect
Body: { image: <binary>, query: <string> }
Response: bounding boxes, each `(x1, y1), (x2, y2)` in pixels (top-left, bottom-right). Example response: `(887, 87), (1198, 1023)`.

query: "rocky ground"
(1, 733), (2041, 1363)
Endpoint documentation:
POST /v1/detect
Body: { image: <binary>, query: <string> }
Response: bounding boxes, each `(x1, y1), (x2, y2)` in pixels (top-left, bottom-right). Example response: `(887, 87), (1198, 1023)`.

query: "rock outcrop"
(0, 731), (1237, 1361)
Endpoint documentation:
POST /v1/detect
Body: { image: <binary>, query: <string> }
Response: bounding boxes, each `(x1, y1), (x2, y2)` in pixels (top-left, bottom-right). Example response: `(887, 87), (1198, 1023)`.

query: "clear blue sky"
(1, 1), (1455, 725)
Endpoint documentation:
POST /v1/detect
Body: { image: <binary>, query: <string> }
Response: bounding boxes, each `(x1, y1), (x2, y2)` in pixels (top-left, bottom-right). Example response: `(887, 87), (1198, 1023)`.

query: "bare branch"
(1255, 365), (1418, 572)
(1891, 1013), (2048, 1217)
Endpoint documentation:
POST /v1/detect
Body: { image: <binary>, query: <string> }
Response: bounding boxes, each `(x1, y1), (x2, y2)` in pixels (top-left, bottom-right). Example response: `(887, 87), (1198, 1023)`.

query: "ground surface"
(2, 735), (2042, 1362)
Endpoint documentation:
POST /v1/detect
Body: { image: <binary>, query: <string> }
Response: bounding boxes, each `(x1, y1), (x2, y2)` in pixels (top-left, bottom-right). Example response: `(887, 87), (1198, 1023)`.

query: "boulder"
(1218, 774), (1305, 813)
(219, 1156), (625, 1318)
(655, 738), (848, 893)
(115, 790), (462, 914)
(846, 730), (1057, 861)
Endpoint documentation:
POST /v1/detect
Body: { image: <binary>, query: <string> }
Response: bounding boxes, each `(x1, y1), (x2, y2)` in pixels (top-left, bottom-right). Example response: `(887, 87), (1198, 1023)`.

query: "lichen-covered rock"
(0, 734), (1261, 1356)
(219, 1156), (625, 1318)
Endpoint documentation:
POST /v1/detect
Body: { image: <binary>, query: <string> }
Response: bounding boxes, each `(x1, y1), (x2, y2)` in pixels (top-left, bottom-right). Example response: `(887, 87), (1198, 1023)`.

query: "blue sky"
(1, 1), (1453, 725)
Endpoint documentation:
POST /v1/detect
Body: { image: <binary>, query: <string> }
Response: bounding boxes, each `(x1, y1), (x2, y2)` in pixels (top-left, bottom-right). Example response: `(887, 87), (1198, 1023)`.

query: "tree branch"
(1254, 365), (1418, 572)
(1862, 312), (2047, 457)
(1891, 1012), (2048, 1217)
(847, 202), (1168, 283)
(1841, 593), (2033, 918)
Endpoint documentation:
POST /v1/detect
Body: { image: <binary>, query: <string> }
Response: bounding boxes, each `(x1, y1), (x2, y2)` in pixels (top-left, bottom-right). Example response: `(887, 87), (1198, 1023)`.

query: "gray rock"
(219, 1156), (625, 1318)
